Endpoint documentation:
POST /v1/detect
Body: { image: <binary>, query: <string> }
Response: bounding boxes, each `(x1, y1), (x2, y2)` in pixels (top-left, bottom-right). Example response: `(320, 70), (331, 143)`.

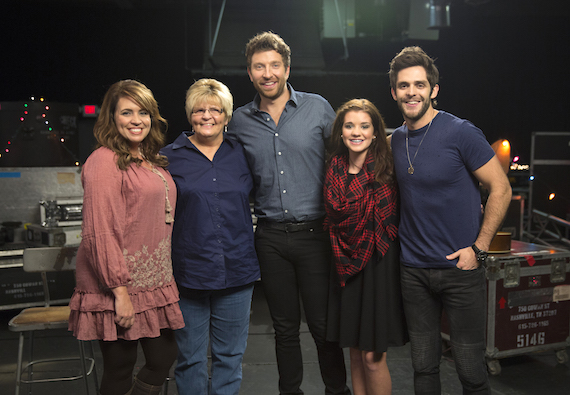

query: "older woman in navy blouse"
(161, 79), (260, 395)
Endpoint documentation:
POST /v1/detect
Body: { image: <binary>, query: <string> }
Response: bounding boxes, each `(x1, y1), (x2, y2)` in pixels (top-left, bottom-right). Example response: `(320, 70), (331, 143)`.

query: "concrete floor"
(1, 282), (570, 395)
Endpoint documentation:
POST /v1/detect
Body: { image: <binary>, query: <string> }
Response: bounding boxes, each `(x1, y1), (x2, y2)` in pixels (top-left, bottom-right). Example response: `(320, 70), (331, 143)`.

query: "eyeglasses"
(192, 107), (224, 116)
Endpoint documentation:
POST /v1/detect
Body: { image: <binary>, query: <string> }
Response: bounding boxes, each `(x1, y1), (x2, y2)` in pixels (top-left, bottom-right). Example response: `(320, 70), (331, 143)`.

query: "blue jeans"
(174, 284), (254, 395)
(255, 224), (350, 395)
(401, 265), (490, 395)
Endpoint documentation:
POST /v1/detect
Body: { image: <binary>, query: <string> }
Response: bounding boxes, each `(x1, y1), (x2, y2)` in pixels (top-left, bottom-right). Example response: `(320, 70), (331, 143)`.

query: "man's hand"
(446, 246), (480, 270)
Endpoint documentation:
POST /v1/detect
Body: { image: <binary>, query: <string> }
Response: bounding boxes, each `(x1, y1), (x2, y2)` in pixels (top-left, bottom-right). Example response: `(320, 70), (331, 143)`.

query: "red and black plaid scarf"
(324, 153), (398, 287)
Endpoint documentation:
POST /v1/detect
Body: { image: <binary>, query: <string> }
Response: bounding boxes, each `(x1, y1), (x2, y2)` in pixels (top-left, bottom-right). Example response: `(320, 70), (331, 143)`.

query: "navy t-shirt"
(392, 111), (495, 268)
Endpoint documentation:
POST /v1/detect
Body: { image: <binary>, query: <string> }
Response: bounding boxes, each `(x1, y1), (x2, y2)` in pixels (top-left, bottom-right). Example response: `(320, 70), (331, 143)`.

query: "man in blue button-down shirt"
(227, 32), (350, 395)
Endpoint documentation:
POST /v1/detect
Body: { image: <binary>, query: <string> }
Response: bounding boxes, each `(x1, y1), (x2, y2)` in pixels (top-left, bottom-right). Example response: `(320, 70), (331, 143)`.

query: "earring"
(224, 125), (228, 133)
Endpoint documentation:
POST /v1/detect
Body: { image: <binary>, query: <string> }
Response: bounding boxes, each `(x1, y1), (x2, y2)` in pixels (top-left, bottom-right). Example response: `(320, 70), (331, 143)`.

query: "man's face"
(391, 66), (439, 125)
(248, 50), (290, 101)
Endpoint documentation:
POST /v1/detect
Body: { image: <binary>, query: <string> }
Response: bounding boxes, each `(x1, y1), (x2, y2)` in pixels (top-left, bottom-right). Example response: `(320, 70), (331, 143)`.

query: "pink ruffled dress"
(68, 147), (185, 341)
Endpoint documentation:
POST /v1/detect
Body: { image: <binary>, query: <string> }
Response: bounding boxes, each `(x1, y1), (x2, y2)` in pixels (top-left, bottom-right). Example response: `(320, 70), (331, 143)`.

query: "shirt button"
(283, 190), (286, 194)
(266, 117), (270, 121)
(278, 152), (282, 155)
(284, 209), (288, 213)
(275, 133), (279, 137)
(213, 178), (216, 181)
(280, 171), (284, 174)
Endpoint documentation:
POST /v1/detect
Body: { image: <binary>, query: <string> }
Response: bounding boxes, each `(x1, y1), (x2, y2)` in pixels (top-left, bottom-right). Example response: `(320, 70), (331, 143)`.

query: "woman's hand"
(111, 286), (135, 329)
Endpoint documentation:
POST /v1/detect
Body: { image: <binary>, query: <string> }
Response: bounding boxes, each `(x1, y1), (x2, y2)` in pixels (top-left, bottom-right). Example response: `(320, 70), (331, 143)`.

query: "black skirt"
(327, 239), (409, 353)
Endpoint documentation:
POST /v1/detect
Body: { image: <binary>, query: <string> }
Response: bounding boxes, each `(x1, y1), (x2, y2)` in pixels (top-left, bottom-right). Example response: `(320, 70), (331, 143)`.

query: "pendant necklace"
(405, 116), (434, 175)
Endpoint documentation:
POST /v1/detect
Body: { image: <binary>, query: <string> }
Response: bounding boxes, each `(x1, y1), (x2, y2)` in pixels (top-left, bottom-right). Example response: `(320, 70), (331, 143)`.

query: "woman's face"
(114, 96), (151, 152)
(190, 100), (228, 141)
(341, 110), (375, 156)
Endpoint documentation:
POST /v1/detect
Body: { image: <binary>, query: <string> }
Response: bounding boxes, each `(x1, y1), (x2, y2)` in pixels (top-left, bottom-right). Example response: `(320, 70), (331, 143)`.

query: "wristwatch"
(472, 244), (488, 265)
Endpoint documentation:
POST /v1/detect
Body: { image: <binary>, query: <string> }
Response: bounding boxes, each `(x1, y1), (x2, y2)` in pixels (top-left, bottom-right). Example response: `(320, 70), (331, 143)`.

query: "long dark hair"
(327, 99), (395, 186)
(94, 80), (168, 170)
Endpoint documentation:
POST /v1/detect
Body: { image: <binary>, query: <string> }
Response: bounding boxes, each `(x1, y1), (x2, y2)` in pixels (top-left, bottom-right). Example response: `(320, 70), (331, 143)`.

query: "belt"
(256, 217), (324, 233)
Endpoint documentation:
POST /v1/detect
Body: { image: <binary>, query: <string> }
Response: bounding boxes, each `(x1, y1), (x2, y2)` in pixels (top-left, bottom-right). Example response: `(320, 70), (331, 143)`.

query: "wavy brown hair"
(327, 99), (395, 186)
(93, 80), (168, 170)
(245, 31), (291, 69)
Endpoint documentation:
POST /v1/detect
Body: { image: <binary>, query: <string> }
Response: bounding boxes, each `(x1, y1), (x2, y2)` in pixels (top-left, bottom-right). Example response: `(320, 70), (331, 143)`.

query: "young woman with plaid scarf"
(324, 99), (408, 395)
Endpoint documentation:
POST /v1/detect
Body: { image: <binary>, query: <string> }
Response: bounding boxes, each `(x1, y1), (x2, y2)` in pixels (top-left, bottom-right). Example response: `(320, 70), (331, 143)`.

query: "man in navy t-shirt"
(389, 46), (511, 394)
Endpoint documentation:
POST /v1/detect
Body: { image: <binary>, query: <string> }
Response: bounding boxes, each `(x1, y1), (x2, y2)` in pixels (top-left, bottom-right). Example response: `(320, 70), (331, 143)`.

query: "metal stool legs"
(14, 332), (99, 395)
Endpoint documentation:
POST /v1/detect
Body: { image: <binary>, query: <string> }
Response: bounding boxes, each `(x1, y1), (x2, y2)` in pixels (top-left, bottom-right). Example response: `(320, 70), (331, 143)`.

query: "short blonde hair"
(185, 79), (233, 123)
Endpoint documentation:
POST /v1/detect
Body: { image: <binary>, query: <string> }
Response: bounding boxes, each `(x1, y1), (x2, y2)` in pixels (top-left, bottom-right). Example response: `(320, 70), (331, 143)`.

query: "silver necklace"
(349, 158), (363, 173)
(405, 117), (433, 175)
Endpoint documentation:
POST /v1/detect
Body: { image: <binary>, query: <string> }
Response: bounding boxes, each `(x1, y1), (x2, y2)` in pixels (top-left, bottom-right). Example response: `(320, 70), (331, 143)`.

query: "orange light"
(549, 193), (555, 201)
(491, 139), (511, 175)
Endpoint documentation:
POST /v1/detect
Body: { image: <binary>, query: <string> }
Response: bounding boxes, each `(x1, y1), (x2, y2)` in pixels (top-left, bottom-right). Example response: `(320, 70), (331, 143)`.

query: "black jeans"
(401, 265), (490, 395)
(255, 224), (350, 395)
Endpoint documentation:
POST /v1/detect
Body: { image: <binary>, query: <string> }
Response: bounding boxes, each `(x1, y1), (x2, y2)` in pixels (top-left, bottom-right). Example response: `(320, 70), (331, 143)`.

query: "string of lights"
(0, 97), (81, 166)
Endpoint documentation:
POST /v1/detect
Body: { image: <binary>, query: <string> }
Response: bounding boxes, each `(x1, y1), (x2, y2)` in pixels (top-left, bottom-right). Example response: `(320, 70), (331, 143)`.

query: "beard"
(256, 79), (288, 101)
(398, 96), (432, 123)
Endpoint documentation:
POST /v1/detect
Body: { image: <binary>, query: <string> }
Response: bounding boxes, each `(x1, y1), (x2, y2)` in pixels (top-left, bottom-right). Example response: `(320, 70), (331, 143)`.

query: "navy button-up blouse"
(161, 132), (260, 290)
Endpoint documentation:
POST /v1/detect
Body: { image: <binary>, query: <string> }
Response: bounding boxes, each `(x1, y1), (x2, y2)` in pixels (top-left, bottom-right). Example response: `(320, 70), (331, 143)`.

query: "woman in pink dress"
(68, 80), (184, 395)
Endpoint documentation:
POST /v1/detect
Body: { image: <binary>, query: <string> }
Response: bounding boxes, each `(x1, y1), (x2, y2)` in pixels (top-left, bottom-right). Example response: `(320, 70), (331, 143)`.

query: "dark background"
(2, 0), (568, 152)
(1, 0), (569, 216)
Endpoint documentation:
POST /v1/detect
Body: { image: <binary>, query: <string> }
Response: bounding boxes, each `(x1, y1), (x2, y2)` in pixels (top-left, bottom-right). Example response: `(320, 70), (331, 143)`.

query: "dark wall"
(1, 1), (197, 150)
(1, 0), (568, 162)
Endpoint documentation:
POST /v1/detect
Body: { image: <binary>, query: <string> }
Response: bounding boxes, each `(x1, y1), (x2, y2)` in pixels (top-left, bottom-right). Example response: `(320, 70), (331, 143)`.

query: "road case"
(442, 240), (570, 375)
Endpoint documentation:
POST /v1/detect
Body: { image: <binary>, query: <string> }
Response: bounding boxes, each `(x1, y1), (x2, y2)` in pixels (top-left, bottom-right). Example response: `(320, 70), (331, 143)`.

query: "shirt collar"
(171, 131), (236, 150)
(250, 83), (298, 114)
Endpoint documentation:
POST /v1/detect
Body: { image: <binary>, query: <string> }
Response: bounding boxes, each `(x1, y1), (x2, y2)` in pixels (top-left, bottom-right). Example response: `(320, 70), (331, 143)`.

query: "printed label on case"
(553, 285), (570, 302)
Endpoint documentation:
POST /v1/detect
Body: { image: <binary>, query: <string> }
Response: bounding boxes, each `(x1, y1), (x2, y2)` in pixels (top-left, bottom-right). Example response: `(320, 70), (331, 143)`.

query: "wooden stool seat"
(10, 306), (70, 328)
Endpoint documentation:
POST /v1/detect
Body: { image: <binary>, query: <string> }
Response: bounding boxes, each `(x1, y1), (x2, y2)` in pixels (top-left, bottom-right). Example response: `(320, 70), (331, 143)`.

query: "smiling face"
(190, 100), (228, 143)
(114, 96), (151, 154)
(341, 110), (376, 162)
(248, 50), (290, 101)
(391, 65), (439, 129)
